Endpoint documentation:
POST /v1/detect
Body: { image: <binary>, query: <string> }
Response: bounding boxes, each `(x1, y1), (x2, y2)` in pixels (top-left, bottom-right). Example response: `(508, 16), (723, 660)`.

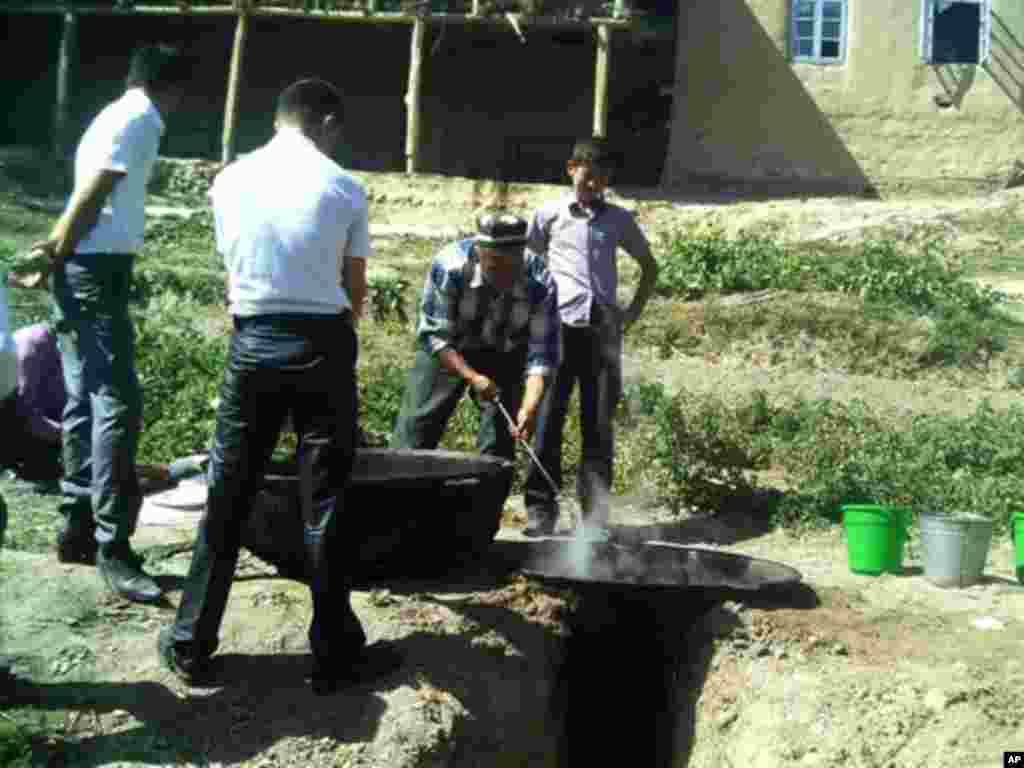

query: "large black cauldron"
(240, 449), (514, 585)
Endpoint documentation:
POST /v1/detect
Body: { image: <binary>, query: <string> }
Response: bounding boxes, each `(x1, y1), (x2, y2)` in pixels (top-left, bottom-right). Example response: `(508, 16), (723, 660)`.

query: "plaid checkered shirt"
(417, 239), (561, 377)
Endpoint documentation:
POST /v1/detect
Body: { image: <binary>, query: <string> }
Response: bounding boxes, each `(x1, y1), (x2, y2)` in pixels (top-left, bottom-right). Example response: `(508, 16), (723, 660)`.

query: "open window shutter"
(920, 0), (935, 63)
(978, 0), (991, 64)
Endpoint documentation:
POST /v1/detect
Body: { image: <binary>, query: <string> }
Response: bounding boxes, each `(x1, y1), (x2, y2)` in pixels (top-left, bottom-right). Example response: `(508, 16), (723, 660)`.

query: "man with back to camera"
(159, 78), (401, 695)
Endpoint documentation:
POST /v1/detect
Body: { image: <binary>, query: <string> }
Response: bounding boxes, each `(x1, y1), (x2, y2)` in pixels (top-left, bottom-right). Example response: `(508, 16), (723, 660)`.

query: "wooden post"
(54, 11), (77, 162)
(405, 18), (426, 174)
(593, 23), (611, 138)
(221, 11), (249, 165)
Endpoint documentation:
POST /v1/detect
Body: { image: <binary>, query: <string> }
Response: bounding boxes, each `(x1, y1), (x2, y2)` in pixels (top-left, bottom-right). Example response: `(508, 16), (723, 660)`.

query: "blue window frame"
(791, 0), (848, 64)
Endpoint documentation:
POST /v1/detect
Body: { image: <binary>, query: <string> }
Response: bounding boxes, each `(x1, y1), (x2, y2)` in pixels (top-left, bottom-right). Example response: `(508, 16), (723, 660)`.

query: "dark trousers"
(390, 346), (528, 462)
(52, 253), (142, 546)
(170, 314), (362, 666)
(525, 304), (622, 525)
(5, 414), (62, 484)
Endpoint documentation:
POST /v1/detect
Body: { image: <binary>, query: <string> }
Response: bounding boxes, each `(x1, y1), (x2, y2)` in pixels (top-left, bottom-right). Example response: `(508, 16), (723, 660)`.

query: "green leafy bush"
(655, 227), (806, 299)
(640, 384), (768, 513)
(769, 397), (1024, 534)
(135, 295), (226, 463)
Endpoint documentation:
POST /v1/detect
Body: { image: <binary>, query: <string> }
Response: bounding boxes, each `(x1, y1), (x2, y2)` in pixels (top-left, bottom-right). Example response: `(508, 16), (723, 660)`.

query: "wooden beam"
(2, 4), (635, 28)
(593, 23), (611, 139)
(53, 11), (76, 161)
(405, 17), (426, 174)
(221, 11), (249, 164)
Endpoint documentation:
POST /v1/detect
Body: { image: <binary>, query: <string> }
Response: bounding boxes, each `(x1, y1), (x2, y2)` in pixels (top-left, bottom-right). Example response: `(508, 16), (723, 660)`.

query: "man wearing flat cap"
(390, 213), (561, 460)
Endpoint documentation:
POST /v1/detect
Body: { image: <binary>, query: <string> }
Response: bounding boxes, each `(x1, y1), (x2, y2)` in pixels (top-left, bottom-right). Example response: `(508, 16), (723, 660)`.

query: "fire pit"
(517, 540), (803, 768)
(240, 449), (514, 584)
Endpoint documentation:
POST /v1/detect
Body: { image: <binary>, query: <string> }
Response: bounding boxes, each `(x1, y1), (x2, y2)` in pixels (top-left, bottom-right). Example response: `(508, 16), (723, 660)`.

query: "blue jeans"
(525, 303), (622, 526)
(52, 253), (143, 546)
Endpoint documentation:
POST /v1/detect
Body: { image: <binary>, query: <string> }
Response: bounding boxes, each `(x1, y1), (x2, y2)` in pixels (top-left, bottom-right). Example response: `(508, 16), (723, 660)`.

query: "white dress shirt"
(74, 88), (165, 255)
(212, 127), (372, 317)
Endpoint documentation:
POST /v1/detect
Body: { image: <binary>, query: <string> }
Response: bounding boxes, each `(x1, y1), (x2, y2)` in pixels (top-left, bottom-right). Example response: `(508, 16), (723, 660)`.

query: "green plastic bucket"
(1013, 512), (1024, 585)
(841, 504), (910, 576)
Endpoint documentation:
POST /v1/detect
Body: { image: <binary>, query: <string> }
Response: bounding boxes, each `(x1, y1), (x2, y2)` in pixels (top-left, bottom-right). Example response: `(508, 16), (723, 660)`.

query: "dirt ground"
(2, 150), (1024, 767)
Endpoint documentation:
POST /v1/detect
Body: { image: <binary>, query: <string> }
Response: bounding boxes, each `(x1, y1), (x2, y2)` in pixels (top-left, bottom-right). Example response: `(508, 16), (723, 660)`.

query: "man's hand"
(511, 403), (538, 443)
(8, 241), (60, 290)
(470, 373), (499, 402)
(621, 302), (641, 333)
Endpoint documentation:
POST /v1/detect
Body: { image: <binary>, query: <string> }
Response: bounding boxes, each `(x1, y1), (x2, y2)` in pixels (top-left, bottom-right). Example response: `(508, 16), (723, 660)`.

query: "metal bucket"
(919, 513), (993, 588)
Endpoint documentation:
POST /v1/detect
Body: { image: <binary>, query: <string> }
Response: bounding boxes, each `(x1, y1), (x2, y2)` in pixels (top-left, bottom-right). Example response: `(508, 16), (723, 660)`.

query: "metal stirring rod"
(495, 398), (561, 499)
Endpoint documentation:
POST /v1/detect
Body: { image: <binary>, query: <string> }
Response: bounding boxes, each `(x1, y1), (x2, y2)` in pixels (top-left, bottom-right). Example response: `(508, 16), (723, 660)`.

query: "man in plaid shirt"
(390, 213), (560, 460)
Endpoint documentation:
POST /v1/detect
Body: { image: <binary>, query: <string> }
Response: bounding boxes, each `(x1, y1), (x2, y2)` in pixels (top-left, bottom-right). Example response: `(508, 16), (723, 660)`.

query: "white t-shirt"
(212, 127), (372, 317)
(0, 282), (16, 401)
(74, 88), (165, 255)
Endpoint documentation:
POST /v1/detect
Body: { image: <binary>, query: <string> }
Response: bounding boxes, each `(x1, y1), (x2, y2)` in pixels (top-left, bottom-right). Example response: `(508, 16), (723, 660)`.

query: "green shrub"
(770, 397), (1024, 534)
(366, 269), (412, 326)
(135, 295), (225, 464)
(655, 227), (806, 299)
(645, 385), (768, 513)
(0, 720), (34, 768)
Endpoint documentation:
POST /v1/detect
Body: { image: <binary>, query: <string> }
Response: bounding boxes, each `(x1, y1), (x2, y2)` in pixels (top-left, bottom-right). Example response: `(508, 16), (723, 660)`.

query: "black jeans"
(170, 314), (362, 665)
(525, 303), (622, 525)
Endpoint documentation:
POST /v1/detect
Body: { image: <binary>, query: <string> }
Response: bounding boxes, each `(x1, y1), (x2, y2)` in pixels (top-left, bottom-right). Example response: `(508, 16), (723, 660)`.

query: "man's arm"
(342, 197), (373, 325)
(619, 214), (658, 331)
(437, 347), (497, 401)
(36, 169), (125, 261)
(514, 264), (561, 440)
(418, 251), (498, 401)
(342, 255), (368, 325)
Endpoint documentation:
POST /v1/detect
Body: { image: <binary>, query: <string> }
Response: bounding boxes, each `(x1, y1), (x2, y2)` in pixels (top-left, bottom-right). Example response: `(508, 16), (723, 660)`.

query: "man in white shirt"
(26, 45), (192, 603)
(160, 79), (397, 696)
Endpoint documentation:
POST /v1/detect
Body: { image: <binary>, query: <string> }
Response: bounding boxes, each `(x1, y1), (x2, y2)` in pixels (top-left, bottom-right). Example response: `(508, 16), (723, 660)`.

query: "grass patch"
(0, 473), (62, 554)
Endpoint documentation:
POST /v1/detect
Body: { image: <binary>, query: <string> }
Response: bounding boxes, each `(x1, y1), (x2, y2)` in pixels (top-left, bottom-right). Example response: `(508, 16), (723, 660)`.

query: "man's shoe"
(309, 642), (404, 696)
(98, 544), (163, 603)
(522, 520), (555, 538)
(157, 627), (210, 686)
(523, 508), (557, 538)
(57, 529), (98, 565)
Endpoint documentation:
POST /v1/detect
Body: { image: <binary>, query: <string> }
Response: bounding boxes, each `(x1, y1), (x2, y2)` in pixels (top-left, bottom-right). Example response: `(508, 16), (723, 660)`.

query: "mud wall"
(663, 0), (1024, 192)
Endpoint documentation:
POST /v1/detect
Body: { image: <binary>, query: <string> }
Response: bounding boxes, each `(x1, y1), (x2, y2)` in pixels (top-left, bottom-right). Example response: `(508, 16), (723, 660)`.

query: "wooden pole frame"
(405, 17), (426, 174)
(54, 10), (76, 161)
(221, 10), (249, 164)
(593, 23), (611, 139)
(4, 4), (630, 27)
(2, 4), (634, 28)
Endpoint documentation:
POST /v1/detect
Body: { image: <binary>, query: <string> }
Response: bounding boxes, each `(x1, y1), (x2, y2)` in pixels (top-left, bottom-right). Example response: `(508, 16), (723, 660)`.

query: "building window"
(920, 0), (991, 65)
(791, 0), (847, 64)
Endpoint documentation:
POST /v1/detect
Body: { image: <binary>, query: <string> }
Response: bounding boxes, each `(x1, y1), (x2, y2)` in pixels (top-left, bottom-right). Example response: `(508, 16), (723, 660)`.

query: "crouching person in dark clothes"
(159, 79), (400, 695)
(390, 213), (561, 460)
